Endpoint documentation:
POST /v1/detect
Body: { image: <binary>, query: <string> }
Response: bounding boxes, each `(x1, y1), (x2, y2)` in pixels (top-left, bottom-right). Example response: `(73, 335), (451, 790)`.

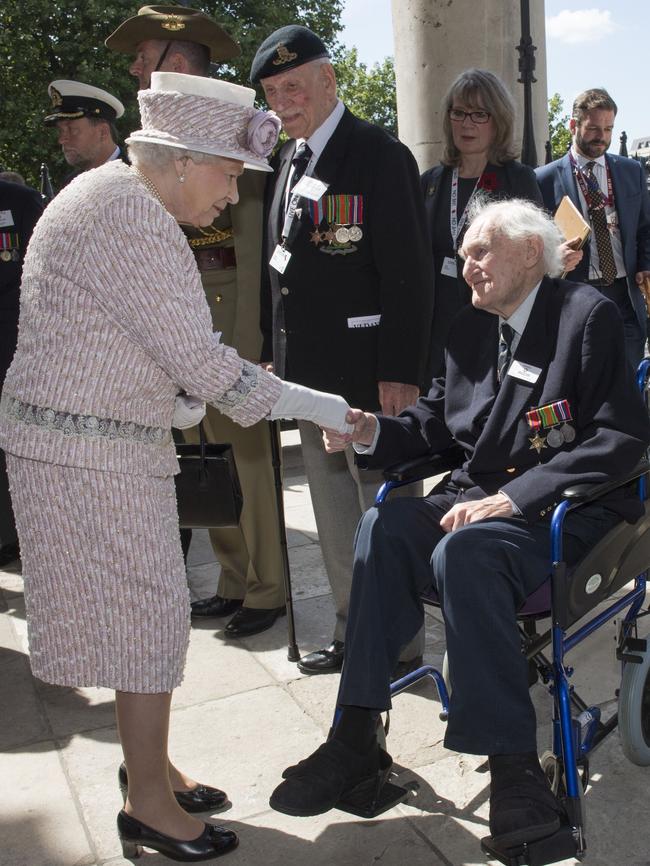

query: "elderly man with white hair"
(269, 198), (650, 854)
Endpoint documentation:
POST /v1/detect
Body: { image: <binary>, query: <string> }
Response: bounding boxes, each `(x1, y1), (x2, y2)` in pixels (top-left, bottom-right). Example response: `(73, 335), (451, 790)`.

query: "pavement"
(1, 429), (649, 866)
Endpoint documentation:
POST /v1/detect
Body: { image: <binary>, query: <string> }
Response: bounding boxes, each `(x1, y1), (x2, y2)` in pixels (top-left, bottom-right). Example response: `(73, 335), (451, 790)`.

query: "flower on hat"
(244, 110), (281, 158)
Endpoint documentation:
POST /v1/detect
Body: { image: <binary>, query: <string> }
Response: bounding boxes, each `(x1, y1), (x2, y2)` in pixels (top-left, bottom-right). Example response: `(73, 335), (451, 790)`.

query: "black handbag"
(174, 422), (243, 528)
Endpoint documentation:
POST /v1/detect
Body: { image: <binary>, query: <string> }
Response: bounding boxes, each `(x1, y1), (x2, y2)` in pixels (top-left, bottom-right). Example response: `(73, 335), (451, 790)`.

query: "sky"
(340, 0), (650, 153)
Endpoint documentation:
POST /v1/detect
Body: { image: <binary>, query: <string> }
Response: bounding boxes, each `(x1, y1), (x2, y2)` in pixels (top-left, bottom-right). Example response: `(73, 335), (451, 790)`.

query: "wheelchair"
(335, 359), (650, 866)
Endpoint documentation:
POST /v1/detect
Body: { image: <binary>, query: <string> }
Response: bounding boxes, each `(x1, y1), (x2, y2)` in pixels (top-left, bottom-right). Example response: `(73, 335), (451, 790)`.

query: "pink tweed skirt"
(6, 455), (190, 692)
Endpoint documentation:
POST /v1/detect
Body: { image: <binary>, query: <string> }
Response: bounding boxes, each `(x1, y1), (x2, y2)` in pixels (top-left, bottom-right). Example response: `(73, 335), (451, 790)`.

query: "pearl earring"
(178, 173), (185, 184)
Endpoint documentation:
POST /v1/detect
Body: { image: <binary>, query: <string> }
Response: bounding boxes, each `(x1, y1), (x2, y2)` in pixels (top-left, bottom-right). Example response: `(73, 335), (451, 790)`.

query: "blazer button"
(215, 294), (223, 303)
(281, 286), (289, 295)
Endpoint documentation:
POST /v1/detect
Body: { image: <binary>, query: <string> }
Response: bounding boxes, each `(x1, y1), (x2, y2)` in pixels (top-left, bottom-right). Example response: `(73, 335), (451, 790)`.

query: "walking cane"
(269, 420), (300, 661)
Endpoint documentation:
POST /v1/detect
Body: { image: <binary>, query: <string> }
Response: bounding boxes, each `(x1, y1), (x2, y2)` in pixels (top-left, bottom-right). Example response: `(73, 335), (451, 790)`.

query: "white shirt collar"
(296, 99), (345, 164)
(502, 280), (542, 338)
(571, 145), (606, 170)
(106, 146), (121, 163)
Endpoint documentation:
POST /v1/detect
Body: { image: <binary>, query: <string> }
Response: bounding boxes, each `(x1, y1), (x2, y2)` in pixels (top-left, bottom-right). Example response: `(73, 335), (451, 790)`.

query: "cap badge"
(161, 14), (185, 31)
(272, 44), (298, 66)
(50, 87), (63, 107)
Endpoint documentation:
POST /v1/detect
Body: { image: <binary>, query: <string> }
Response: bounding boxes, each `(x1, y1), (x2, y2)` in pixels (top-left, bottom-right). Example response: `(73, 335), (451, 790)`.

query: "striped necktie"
(497, 323), (515, 384)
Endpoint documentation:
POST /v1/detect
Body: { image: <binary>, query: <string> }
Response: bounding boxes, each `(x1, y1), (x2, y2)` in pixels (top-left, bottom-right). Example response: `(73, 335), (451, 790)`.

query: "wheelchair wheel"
(618, 645), (650, 766)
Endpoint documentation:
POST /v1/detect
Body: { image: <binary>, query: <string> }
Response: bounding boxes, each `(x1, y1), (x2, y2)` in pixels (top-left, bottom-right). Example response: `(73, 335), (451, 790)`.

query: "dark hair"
(441, 68), (517, 166)
(88, 116), (119, 145)
(169, 40), (211, 76)
(572, 88), (618, 122)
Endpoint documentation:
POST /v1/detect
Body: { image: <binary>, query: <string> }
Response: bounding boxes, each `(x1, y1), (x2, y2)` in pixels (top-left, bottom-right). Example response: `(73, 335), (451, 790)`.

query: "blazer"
(261, 107), (434, 409)
(360, 277), (650, 525)
(536, 152), (650, 328)
(0, 180), (43, 315)
(421, 159), (543, 232)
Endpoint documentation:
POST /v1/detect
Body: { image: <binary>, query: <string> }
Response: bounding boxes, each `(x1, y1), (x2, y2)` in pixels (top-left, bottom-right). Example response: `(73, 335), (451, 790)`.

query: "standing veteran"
(536, 87), (650, 369)
(0, 72), (354, 861)
(106, 5), (287, 637)
(269, 199), (650, 856)
(45, 80), (126, 185)
(0, 179), (43, 567)
(421, 68), (543, 377)
(253, 25), (434, 674)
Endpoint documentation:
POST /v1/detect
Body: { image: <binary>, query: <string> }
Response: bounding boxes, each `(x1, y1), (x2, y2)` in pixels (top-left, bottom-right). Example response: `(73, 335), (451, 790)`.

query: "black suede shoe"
(489, 756), (565, 848)
(0, 543), (19, 568)
(390, 654), (423, 682)
(224, 606), (286, 637)
(117, 810), (238, 861)
(297, 640), (345, 674)
(118, 763), (229, 814)
(270, 739), (392, 817)
(190, 595), (242, 619)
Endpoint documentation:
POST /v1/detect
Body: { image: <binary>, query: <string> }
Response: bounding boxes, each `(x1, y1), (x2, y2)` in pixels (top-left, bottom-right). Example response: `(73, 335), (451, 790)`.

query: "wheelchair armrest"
(383, 445), (464, 483)
(562, 460), (649, 506)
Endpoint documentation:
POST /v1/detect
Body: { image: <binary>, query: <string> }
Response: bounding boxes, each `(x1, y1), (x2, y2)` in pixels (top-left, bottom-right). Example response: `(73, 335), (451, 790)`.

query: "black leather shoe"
(190, 595), (242, 619)
(0, 543), (19, 568)
(118, 763), (229, 814)
(224, 606), (286, 637)
(270, 739), (392, 817)
(297, 640), (345, 674)
(117, 810), (238, 861)
(390, 654), (424, 682)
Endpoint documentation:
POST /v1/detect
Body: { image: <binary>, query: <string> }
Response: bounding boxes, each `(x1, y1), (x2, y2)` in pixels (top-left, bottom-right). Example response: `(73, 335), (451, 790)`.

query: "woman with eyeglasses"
(422, 68), (544, 377)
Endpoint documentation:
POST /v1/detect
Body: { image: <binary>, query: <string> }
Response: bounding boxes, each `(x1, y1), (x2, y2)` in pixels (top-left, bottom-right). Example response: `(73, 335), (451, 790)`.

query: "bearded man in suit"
(252, 25), (434, 675)
(536, 87), (650, 369)
(269, 198), (650, 855)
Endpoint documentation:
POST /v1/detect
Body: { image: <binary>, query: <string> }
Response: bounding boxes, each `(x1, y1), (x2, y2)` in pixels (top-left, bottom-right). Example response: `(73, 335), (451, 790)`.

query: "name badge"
(441, 256), (458, 278)
(347, 314), (381, 329)
(508, 360), (542, 384)
(270, 244), (291, 274)
(292, 176), (329, 201)
(0, 210), (14, 228)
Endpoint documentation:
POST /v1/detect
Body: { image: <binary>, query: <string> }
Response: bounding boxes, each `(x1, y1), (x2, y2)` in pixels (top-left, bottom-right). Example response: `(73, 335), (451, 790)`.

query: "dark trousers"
(338, 488), (620, 755)
(0, 317), (18, 547)
(588, 277), (645, 371)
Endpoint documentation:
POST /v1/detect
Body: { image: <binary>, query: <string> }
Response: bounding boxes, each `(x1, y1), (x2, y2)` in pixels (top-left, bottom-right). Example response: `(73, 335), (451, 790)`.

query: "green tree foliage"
(548, 92), (572, 160)
(0, 0), (343, 189)
(333, 47), (397, 136)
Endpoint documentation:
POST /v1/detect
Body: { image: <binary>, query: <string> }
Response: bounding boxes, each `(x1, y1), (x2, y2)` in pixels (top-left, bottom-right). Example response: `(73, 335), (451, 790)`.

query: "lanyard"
(570, 153), (614, 210)
(281, 153), (316, 244)
(450, 167), (485, 250)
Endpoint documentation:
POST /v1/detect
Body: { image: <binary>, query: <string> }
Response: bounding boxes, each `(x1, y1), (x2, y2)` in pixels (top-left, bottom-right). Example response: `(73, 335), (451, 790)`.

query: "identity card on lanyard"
(270, 171), (329, 274)
(443, 168), (482, 278)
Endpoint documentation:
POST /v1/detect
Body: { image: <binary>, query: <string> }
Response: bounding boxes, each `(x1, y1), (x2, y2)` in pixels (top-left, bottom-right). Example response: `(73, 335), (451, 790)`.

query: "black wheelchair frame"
(362, 360), (650, 866)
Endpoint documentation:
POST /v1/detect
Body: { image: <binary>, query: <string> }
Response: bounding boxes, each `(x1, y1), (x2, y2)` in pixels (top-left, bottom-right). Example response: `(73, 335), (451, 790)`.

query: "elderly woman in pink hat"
(0, 73), (351, 861)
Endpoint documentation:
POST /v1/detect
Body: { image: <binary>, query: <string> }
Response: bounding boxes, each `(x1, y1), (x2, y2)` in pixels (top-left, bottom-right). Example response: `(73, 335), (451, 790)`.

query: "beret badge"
(272, 44), (298, 66)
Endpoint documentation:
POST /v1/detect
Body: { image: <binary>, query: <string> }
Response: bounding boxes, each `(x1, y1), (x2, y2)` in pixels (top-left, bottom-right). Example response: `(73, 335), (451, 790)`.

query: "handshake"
(321, 409), (378, 453)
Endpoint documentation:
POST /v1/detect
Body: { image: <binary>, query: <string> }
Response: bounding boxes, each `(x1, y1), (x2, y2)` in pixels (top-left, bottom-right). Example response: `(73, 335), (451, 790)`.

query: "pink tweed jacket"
(0, 161), (281, 476)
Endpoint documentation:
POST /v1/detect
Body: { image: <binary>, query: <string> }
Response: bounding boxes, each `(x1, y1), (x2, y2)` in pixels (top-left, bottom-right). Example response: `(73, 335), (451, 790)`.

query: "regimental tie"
(289, 142), (312, 194)
(497, 322), (515, 384)
(584, 161), (617, 284)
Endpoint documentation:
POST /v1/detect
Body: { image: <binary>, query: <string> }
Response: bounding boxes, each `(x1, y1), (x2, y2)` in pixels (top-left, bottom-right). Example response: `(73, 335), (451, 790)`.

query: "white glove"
(172, 394), (206, 429)
(268, 380), (354, 434)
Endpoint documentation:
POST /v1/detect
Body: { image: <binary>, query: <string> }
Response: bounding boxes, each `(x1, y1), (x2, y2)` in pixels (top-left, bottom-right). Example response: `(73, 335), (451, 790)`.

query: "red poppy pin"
(478, 172), (498, 192)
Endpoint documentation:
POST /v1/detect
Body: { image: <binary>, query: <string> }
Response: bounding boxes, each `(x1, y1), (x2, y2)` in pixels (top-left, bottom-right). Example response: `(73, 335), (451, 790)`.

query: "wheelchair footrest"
(480, 823), (582, 866)
(336, 780), (409, 818)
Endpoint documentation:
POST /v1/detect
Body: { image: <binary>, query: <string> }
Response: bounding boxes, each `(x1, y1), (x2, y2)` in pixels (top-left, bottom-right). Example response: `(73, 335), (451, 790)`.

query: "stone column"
(391, 0), (548, 172)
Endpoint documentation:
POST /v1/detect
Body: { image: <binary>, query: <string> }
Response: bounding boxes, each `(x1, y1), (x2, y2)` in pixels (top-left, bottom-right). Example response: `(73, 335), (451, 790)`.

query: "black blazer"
(360, 277), (650, 524)
(536, 152), (650, 329)
(261, 107), (434, 409)
(0, 180), (43, 314)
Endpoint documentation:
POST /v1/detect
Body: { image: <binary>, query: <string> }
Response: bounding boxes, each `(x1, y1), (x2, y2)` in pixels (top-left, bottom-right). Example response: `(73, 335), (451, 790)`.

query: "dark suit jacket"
(261, 107), (434, 409)
(360, 277), (650, 525)
(536, 152), (650, 328)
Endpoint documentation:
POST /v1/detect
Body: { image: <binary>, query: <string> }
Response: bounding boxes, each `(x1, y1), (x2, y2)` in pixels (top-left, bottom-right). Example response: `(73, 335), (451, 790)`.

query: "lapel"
(559, 153), (580, 208)
(309, 107), (356, 185)
(268, 143), (294, 249)
(422, 164), (446, 238)
(469, 278), (557, 465)
(606, 153), (629, 245)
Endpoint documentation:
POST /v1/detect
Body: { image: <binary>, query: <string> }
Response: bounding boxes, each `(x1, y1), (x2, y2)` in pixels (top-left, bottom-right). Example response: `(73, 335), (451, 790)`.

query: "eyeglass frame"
(448, 108), (492, 125)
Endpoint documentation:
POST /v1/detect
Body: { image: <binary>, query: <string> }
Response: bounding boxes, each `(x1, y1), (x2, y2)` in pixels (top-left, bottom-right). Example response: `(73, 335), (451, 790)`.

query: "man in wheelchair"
(269, 199), (650, 853)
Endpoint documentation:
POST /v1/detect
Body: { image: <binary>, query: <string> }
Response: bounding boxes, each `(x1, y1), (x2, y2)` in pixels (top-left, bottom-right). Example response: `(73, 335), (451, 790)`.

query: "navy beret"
(250, 25), (329, 85)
